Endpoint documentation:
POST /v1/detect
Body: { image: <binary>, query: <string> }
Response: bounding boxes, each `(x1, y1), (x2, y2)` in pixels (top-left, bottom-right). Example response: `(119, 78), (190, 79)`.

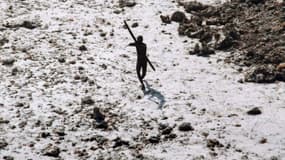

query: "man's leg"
(141, 61), (147, 80)
(136, 63), (145, 90)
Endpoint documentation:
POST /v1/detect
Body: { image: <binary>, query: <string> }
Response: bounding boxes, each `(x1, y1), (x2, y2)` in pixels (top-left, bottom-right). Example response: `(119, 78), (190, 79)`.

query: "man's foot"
(141, 85), (145, 91)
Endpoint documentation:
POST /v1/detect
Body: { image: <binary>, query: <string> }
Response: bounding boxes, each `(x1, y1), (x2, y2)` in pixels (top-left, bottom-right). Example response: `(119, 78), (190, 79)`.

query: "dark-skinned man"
(129, 35), (147, 90)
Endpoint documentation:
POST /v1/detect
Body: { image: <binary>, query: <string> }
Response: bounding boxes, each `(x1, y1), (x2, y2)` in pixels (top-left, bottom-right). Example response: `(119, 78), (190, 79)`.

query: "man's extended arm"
(128, 42), (136, 46)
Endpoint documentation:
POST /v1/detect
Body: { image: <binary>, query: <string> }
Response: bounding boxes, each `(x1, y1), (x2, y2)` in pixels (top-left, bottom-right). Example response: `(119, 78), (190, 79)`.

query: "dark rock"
(100, 32), (107, 37)
(81, 96), (94, 105)
(4, 20), (40, 29)
(0, 139), (8, 149)
(93, 121), (108, 129)
(40, 132), (51, 138)
(164, 133), (177, 140)
(0, 38), (9, 46)
(131, 22), (139, 28)
(15, 102), (25, 107)
(270, 156), (279, 160)
(18, 121), (27, 128)
(259, 137), (267, 144)
(119, 0), (136, 8)
(21, 21), (39, 29)
(190, 43), (200, 55)
(247, 107), (262, 115)
(74, 75), (81, 80)
(3, 156), (14, 160)
(206, 139), (224, 149)
(95, 135), (108, 146)
(0, 118), (9, 124)
(74, 149), (88, 157)
(113, 137), (129, 148)
(158, 123), (169, 130)
(2, 58), (15, 66)
(79, 45), (87, 51)
(81, 76), (89, 82)
(160, 15), (171, 24)
(11, 67), (18, 76)
(91, 107), (105, 122)
(113, 9), (121, 14)
(100, 64), (107, 69)
(276, 70), (285, 81)
(183, 1), (209, 13)
(178, 122), (194, 131)
(81, 135), (108, 146)
(171, 11), (186, 23)
(149, 136), (160, 144)
(53, 126), (66, 136)
(58, 57), (65, 63)
(191, 16), (203, 26)
(247, 0), (265, 4)
(244, 65), (276, 83)
(161, 127), (173, 135)
(42, 144), (60, 157)
(215, 33), (234, 50)
(200, 43), (215, 56)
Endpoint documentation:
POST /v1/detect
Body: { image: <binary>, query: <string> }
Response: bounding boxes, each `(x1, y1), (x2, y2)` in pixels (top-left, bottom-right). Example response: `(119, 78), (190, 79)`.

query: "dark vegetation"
(163, 0), (285, 83)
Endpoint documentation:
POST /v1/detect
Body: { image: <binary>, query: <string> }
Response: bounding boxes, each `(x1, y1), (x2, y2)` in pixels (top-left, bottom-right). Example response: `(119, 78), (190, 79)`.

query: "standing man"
(129, 35), (147, 90)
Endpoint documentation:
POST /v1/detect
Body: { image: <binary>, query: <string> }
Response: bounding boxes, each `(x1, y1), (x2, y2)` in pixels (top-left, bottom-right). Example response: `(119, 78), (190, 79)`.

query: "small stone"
(149, 136), (160, 144)
(53, 126), (66, 136)
(58, 57), (65, 63)
(270, 156), (279, 160)
(2, 58), (15, 66)
(158, 123), (169, 130)
(18, 121), (27, 128)
(131, 22), (139, 28)
(0, 139), (8, 149)
(161, 127), (173, 135)
(160, 15), (171, 24)
(81, 76), (89, 82)
(93, 121), (108, 129)
(40, 132), (51, 138)
(113, 137), (129, 148)
(74, 149), (88, 157)
(79, 45), (87, 51)
(164, 133), (177, 140)
(0, 38), (9, 46)
(259, 137), (267, 144)
(81, 96), (94, 105)
(207, 139), (224, 149)
(42, 144), (60, 157)
(0, 118), (9, 124)
(171, 11), (186, 23)
(100, 32), (107, 37)
(183, 1), (209, 12)
(238, 79), (244, 83)
(20, 21), (40, 29)
(11, 67), (18, 75)
(119, 0), (136, 7)
(3, 156), (14, 160)
(113, 10), (121, 14)
(91, 107), (105, 122)
(15, 102), (26, 107)
(247, 107), (262, 115)
(178, 122), (194, 131)
(74, 75), (81, 80)
(244, 64), (276, 83)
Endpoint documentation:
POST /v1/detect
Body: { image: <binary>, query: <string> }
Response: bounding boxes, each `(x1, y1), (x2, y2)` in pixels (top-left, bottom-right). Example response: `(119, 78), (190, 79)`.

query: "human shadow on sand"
(143, 81), (166, 108)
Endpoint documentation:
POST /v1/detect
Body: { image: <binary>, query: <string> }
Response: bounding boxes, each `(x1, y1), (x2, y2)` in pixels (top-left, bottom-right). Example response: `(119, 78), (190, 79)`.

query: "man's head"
(137, 35), (143, 43)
